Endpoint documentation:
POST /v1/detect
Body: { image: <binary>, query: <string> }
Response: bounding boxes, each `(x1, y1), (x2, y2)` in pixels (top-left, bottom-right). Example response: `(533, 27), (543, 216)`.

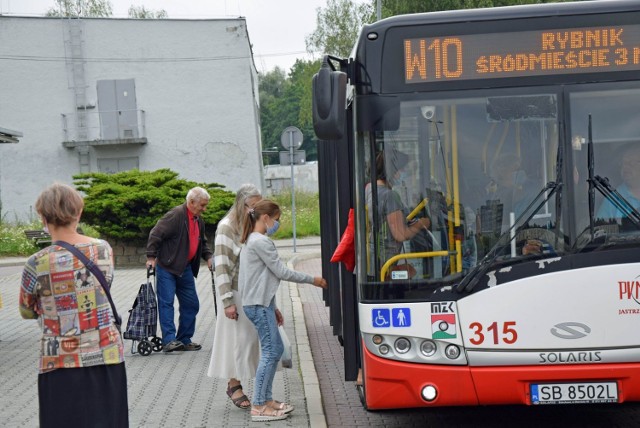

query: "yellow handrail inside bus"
(406, 198), (428, 221)
(380, 250), (450, 281)
(450, 105), (460, 273)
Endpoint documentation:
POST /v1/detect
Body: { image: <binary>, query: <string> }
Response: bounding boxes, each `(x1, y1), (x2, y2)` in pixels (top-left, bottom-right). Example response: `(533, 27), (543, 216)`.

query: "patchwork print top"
(20, 240), (124, 373)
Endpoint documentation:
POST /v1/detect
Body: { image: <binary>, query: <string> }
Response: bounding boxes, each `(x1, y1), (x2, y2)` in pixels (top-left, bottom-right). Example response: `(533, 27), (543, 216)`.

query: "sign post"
(280, 126), (303, 252)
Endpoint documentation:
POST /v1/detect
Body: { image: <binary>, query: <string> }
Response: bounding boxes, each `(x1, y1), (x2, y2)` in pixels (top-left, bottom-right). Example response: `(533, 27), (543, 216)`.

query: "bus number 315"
(469, 321), (519, 345)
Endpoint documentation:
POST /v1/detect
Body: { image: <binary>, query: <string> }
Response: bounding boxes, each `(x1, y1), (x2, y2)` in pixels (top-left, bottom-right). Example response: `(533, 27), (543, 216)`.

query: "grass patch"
(269, 191), (320, 239)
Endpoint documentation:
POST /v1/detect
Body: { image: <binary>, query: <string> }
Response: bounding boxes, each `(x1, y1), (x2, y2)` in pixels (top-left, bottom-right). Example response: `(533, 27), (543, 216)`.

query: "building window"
(97, 157), (139, 173)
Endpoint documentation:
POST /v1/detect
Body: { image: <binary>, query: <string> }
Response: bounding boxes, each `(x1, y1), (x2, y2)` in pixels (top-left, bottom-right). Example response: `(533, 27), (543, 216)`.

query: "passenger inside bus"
(482, 152), (554, 256)
(597, 144), (640, 222)
(485, 153), (537, 228)
(365, 151), (431, 280)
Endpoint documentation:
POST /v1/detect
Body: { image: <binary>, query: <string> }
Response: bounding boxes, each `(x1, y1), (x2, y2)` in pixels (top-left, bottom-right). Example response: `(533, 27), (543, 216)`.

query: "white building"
(0, 16), (264, 221)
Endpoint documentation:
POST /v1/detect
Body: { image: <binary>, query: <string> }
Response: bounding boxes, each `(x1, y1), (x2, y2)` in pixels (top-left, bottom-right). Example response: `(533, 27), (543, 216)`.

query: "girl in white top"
(239, 199), (327, 422)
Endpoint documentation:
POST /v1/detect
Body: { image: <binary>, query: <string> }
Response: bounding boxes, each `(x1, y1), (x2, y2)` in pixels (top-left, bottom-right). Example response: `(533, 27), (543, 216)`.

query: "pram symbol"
(123, 267), (163, 356)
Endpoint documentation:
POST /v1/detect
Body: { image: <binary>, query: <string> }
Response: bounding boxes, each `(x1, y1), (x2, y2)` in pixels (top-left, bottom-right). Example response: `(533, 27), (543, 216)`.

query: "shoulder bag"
(53, 240), (122, 330)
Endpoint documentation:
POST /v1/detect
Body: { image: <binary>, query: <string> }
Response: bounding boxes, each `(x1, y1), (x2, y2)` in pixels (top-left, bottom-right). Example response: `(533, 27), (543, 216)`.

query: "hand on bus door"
(313, 277), (328, 289)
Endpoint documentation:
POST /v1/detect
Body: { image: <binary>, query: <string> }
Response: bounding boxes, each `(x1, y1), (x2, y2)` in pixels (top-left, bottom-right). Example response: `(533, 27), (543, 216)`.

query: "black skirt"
(38, 363), (129, 428)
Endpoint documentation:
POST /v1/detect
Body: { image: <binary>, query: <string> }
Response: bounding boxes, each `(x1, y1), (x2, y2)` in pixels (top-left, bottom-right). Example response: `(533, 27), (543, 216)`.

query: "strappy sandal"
(226, 383), (251, 409)
(250, 405), (288, 422)
(268, 400), (294, 414)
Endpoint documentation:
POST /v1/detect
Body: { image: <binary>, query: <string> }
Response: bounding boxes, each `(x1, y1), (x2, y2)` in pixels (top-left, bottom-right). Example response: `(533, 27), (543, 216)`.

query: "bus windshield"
(360, 83), (640, 300)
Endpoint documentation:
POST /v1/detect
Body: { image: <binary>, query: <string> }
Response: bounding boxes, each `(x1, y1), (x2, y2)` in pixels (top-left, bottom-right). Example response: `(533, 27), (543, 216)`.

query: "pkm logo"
(431, 302), (455, 314)
(618, 280), (640, 306)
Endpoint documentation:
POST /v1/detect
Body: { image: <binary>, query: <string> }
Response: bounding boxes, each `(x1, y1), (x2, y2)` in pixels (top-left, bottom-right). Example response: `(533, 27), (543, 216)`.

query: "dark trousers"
(156, 264), (199, 345)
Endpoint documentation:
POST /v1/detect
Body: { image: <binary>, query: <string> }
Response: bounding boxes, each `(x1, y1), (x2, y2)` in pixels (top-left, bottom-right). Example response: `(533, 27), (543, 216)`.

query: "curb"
(0, 257), (28, 268)
(286, 251), (326, 428)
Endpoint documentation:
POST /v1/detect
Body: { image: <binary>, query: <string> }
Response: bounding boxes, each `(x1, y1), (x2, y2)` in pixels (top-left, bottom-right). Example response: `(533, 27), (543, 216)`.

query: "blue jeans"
(243, 302), (283, 406)
(156, 264), (199, 345)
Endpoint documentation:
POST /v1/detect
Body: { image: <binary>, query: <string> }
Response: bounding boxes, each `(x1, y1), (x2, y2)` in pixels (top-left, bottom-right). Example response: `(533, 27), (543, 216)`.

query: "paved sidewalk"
(0, 238), (324, 428)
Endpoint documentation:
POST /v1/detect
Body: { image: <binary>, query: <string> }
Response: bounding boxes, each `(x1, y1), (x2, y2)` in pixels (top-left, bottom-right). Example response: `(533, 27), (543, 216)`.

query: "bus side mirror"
(312, 59), (347, 141)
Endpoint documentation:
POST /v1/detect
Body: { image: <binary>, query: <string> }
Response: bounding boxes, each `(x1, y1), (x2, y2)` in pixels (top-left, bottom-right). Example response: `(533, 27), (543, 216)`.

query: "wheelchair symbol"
(372, 309), (390, 327)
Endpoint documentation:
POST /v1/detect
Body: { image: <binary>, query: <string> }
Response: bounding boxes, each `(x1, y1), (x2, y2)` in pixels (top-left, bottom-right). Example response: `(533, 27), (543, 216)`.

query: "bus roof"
(361, 0), (640, 34)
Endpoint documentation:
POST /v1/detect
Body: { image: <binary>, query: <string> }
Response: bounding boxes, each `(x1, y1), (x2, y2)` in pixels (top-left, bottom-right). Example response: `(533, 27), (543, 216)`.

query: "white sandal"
(250, 405), (288, 422)
(269, 400), (294, 414)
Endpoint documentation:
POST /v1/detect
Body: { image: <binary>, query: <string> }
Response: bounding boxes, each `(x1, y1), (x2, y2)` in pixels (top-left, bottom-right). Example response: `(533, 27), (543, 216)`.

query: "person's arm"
(255, 237), (315, 284)
(19, 258), (39, 320)
(387, 210), (431, 242)
(199, 218), (213, 269)
(213, 222), (238, 312)
(146, 207), (177, 267)
(99, 239), (115, 286)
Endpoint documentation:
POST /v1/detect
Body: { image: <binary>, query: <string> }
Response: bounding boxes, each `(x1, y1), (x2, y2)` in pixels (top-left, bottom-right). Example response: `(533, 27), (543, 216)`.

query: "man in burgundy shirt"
(147, 187), (214, 352)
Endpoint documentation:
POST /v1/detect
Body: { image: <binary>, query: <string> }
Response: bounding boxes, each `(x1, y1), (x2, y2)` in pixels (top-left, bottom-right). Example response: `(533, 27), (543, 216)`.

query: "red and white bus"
(313, 0), (640, 409)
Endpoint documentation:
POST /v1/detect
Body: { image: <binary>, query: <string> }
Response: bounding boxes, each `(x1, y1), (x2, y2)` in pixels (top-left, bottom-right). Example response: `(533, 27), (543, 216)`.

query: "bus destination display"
(405, 25), (640, 83)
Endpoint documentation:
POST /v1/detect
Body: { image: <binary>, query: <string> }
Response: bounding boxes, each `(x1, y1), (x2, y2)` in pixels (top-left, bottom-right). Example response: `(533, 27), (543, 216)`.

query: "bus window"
(570, 84), (640, 247)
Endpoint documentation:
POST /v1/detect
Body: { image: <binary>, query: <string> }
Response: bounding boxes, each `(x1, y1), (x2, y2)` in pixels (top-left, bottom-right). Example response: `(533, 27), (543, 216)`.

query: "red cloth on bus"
(331, 208), (355, 272)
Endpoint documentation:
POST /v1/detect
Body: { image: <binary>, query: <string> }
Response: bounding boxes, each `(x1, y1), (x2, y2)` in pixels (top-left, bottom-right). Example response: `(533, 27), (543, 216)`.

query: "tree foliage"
(73, 169), (234, 243)
(45, 1), (169, 18)
(128, 5), (168, 19)
(259, 60), (322, 165)
(305, 0), (373, 59)
(46, 0), (113, 17)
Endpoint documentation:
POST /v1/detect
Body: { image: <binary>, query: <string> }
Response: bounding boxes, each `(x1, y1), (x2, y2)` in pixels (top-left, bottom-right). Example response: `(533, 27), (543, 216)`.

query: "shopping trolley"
(123, 266), (163, 356)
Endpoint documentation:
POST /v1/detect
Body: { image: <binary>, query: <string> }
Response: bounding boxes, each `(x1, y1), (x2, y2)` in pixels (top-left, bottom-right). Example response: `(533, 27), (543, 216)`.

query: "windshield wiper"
(456, 181), (560, 293)
(590, 176), (640, 225)
(586, 115), (640, 239)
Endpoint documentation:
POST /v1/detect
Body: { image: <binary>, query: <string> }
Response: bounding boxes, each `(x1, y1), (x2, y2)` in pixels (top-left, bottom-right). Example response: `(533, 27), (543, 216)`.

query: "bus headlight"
(379, 344), (390, 355)
(394, 337), (411, 354)
(372, 335), (383, 345)
(420, 340), (437, 357)
(445, 344), (460, 359)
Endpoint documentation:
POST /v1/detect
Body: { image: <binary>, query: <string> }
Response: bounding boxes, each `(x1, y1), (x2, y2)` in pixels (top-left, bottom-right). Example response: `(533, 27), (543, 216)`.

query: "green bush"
(73, 168), (235, 244)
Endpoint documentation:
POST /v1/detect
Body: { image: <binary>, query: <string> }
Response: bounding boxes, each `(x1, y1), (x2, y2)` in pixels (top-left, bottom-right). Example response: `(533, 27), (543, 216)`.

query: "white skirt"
(207, 289), (260, 382)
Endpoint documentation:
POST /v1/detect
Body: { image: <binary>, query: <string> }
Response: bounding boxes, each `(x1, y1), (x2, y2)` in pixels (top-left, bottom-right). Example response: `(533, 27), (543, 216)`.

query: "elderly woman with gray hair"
(207, 184), (262, 410)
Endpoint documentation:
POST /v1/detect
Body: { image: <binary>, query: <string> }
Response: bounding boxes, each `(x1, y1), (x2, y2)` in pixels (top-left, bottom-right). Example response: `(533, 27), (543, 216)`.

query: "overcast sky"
(0, 0), (338, 72)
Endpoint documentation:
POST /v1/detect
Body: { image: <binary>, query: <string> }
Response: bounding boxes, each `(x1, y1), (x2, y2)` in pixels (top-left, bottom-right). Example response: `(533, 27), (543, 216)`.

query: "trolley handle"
(147, 265), (155, 278)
